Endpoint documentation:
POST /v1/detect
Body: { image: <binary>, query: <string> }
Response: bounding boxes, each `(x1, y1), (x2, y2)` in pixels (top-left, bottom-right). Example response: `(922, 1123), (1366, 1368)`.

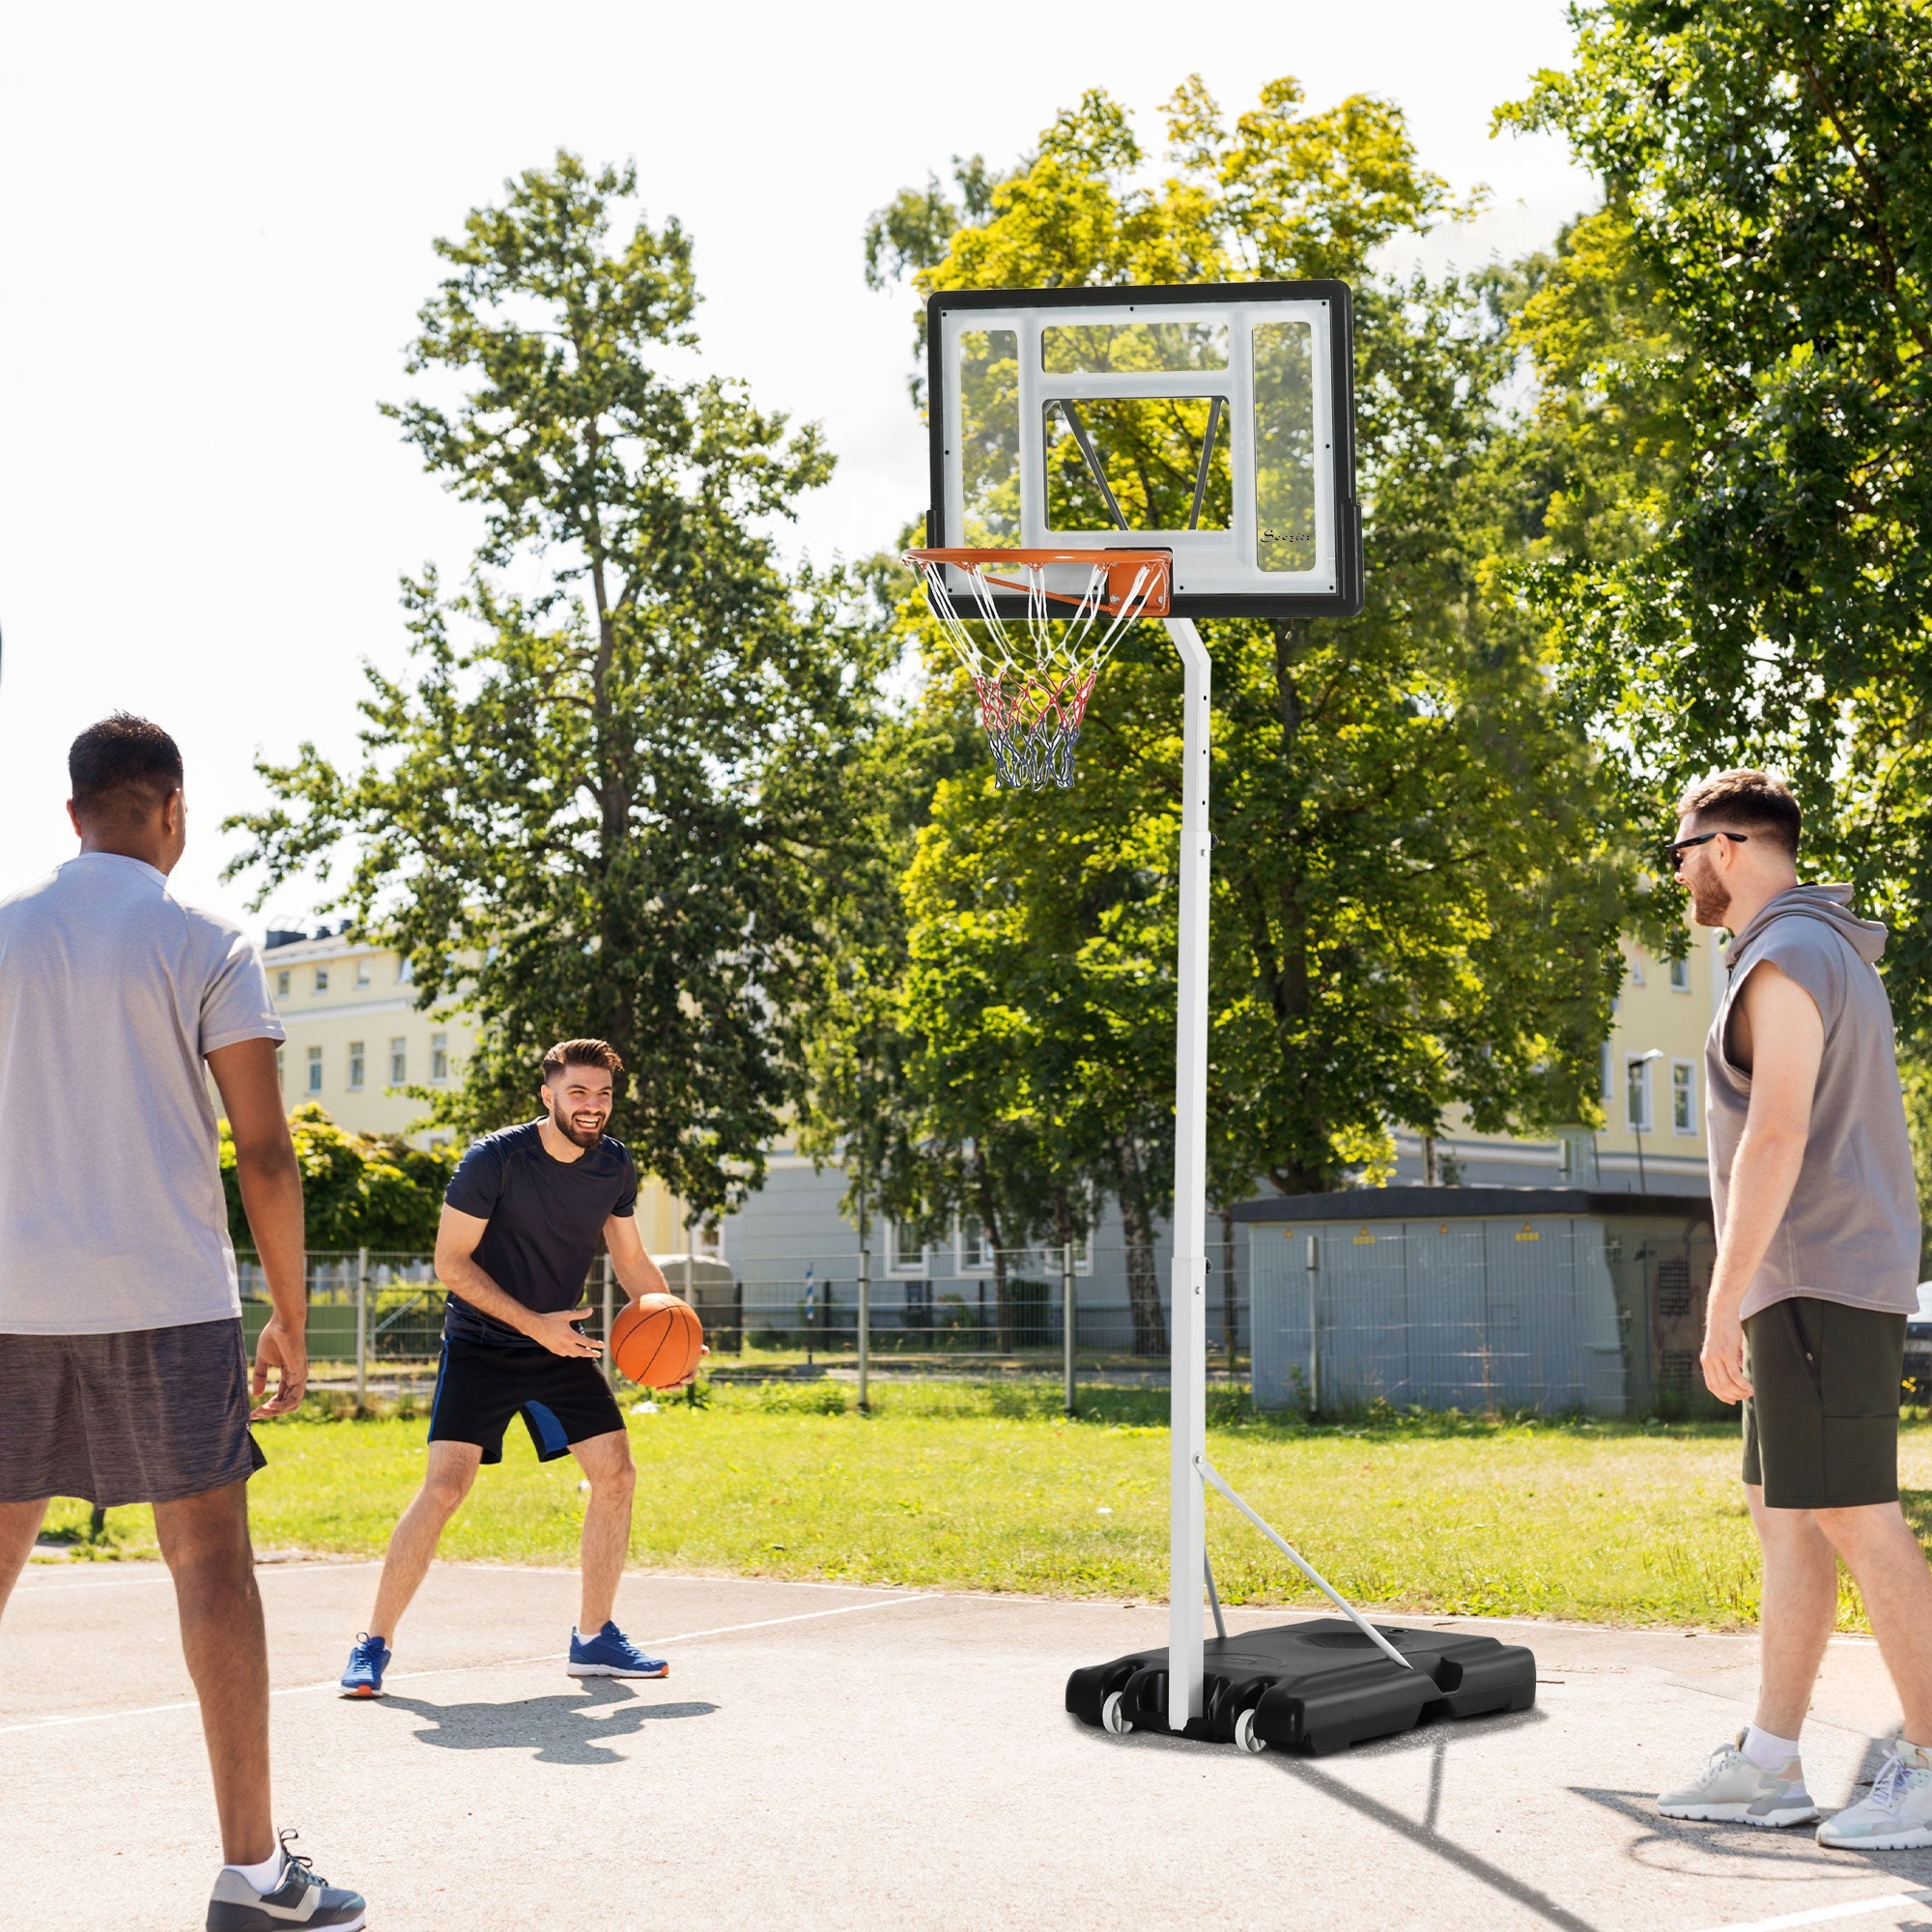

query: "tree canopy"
(220, 1105), (455, 1253)
(1500, 0), (1932, 1018)
(226, 154), (894, 1220)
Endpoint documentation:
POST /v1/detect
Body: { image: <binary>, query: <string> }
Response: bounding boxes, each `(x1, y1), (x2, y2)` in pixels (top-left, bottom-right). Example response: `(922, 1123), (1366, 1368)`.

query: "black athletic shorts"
(1742, 1295), (1907, 1510)
(427, 1336), (626, 1464)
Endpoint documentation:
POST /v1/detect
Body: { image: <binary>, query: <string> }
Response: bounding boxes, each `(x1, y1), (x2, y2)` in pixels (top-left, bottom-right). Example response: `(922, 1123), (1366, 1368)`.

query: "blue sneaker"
(568, 1621), (668, 1679)
(338, 1632), (390, 1698)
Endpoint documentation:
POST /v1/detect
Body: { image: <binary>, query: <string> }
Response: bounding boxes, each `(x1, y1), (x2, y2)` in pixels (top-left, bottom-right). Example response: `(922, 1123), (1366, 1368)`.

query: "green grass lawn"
(37, 1384), (1932, 1633)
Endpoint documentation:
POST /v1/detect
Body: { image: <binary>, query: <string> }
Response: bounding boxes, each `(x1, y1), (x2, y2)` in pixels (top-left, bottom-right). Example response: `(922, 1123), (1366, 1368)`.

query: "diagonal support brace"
(1195, 1455), (1414, 1673)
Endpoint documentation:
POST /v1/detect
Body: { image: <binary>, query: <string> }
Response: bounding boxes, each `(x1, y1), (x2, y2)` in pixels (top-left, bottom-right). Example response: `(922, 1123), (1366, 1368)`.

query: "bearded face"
(549, 1094), (606, 1149)
(1683, 856), (1731, 927)
(541, 1065), (613, 1149)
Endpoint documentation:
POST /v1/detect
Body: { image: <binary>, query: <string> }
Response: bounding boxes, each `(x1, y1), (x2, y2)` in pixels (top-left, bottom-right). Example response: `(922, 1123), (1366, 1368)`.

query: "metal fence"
(1249, 1216), (1723, 1419)
(237, 1244), (1254, 1393)
(236, 1225), (1726, 1417)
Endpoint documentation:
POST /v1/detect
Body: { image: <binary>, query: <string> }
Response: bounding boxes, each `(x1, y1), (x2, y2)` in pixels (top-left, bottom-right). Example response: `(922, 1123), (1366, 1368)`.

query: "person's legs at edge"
(153, 1478), (272, 1868)
(0, 1492), (49, 1615)
(0, 1499), (49, 1614)
(365, 1439), (481, 1643)
(1749, 1486), (1838, 1736)
(571, 1427), (635, 1635)
(1807, 1499), (1932, 1847)
(1816, 1502), (1932, 1739)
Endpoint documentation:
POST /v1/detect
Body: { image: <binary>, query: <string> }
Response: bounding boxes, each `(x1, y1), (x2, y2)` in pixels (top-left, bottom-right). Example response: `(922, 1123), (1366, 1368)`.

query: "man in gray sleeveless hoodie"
(1654, 771), (1932, 1849)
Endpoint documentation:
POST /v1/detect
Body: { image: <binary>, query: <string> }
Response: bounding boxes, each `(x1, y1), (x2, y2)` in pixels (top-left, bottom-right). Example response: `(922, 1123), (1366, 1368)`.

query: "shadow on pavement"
(1576, 1759), (1932, 1896)
(1076, 1710), (1592, 1931)
(380, 1680), (719, 1765)
(1271, 1741), (1603, 1932)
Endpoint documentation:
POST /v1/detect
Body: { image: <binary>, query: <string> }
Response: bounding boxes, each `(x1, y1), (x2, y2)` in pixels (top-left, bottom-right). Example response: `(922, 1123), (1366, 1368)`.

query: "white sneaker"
(1817, 1743), (1932, 1850)
(1658, 1730), (1821, 1828)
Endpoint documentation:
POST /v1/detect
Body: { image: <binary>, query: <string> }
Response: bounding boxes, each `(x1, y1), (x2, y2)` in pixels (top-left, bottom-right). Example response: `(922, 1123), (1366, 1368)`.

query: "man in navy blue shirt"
(338, 1038), (694, 1694)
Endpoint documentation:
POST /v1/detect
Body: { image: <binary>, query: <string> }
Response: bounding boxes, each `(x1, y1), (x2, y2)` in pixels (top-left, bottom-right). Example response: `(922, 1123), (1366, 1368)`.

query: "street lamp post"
(1633, 1048), (1664, 1194)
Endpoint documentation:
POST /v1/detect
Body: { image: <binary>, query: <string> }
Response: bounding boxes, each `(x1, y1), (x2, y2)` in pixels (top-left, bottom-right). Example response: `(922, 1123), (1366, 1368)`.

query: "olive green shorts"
(1742, 1296), (1906, 1510)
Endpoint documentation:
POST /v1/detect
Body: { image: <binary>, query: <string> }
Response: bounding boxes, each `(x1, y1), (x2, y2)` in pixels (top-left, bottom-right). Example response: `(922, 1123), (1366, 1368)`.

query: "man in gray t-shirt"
(1654, 770), (1932, 1854)
(0, 716), (364, 1928)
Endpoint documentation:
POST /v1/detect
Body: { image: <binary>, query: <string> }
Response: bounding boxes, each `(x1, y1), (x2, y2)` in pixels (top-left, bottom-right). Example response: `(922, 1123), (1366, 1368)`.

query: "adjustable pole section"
(1165, 616), (1211, 1733)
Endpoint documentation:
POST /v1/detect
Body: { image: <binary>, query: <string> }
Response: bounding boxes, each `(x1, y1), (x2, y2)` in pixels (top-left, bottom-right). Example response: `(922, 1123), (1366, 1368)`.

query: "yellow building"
(1394, 923), (1723, 1195)
(263, 926), (696, 1252)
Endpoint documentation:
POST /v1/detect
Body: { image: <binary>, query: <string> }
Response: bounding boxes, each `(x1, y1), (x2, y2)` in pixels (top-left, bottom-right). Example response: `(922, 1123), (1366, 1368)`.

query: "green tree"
(857, 80), (1634, 1263)
(226, 154), (894, 1219)
(1500, 0), (1932, 1020)
(219, 1105), (455, 1252)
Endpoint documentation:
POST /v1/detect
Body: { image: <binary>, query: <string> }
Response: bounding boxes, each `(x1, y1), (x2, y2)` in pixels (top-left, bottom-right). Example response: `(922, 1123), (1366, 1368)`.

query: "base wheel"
(1101, 1691), (1133, 1736)
(1234, 1708), (1266, 1754)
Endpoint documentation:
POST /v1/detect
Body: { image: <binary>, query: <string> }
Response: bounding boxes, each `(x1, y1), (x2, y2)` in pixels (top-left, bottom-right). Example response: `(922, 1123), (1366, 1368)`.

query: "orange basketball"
(611, 1293), (704, 1389)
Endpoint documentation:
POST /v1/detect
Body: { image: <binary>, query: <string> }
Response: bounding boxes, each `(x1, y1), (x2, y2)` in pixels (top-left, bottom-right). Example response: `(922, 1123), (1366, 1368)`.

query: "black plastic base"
(1065, 1618), (1537, 1756)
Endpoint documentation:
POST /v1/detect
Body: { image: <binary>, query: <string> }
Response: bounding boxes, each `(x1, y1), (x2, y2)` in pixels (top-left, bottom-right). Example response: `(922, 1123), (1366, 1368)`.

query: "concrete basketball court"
(7, 1560), (1932, 1931)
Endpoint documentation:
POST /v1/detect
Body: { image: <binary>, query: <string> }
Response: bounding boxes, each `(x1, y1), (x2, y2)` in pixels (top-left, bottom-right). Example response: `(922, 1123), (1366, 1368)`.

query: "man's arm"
(605, 1215), (670, 1305)
(434, 1204), (602, 1357)
(207, 1037), (307, 1419)
(1701, 960), (1825, 1404)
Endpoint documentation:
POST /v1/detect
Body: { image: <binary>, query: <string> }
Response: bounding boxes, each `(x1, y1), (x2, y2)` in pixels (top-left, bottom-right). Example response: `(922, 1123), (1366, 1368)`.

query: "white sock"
(1743, 1724), (1802, 1770)
(226, 1849), (285, 1893)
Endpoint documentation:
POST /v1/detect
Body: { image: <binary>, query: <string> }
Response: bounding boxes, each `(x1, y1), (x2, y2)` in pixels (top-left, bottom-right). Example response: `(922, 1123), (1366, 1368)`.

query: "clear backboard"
(923, 279), (1362, 620)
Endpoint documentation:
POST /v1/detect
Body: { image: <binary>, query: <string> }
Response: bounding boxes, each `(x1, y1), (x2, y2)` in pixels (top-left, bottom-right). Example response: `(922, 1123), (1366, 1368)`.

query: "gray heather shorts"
(0, 1317), (267, 1507)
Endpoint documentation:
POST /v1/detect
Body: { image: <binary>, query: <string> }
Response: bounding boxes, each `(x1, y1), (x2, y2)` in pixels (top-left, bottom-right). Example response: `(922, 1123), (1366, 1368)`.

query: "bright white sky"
(0, 0), (1595, 936)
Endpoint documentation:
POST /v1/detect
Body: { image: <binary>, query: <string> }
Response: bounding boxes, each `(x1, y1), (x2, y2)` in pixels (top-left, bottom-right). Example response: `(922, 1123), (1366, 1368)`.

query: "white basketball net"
(907, 554), (1166, 790)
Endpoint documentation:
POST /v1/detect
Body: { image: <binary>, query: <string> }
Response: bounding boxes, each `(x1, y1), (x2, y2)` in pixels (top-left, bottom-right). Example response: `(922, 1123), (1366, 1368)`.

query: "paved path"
(5, 1559), (1932, 1930)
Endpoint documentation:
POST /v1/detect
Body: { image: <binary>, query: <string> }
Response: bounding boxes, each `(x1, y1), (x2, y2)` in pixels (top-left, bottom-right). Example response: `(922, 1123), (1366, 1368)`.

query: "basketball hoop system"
(912, 280), (1536, 1753)
(902, 547), (1171, 789)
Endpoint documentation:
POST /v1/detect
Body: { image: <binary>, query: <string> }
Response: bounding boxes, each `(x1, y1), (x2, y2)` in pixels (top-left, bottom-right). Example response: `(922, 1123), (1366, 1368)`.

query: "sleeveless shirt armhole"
(1752, 923), (1842, 1037)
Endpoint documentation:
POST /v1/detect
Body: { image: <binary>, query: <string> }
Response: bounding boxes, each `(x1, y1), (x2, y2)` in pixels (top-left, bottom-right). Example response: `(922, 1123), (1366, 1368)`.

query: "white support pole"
(1165, 615), (1211, 1734)
(355, 1246), (368, 1406)
(857, 1194), (872, 1414)
(1061, 1237), (1077, 1418)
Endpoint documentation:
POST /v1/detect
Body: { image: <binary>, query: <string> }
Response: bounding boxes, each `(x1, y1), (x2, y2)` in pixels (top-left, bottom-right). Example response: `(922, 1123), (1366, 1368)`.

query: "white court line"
(0, 1592), (940, 1737)
(1687, 1888), (1932, 1932)
(14, 1563), (382, 1597)
(14, 1561), (895, 1596)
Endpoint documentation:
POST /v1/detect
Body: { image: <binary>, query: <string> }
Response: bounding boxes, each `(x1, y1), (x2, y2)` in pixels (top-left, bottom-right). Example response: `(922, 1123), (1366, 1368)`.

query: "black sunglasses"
(1662, 830), (1750, 870)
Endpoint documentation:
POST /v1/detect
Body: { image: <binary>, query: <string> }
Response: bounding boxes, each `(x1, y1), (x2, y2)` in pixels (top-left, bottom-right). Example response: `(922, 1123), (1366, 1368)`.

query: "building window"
(275, 970), (291, 997)
(396, 956), (414, 984)
(1627, 1056), (1654, 1133)
(314, 967), (329, 993)
(1600, 1041), (1613, 1103)
(305, 1045), (324, 1095)
(1627, 951), (1645, 987)
(885, 1223), (927, 1276)
(355, 958), (372, 989)
(1669, 956), (1690, 992)
(347, 1041), (365, 1091)
(389, 1037), (408, 1086)
(957, 1222), (986, 1271)
(430, 1031), (449, 1084)
(1672, 1061), (1696, 1134)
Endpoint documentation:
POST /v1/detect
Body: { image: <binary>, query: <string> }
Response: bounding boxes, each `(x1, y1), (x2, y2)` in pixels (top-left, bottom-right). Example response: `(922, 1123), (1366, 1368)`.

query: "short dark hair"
(541, 1037), (624, 1084)
(1676, 768), (1802, 859)
(69, 714), (184, 826)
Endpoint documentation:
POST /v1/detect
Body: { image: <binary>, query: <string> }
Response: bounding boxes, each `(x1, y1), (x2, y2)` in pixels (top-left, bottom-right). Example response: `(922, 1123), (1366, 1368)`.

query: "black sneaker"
(206, 1831), (365, 1929)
